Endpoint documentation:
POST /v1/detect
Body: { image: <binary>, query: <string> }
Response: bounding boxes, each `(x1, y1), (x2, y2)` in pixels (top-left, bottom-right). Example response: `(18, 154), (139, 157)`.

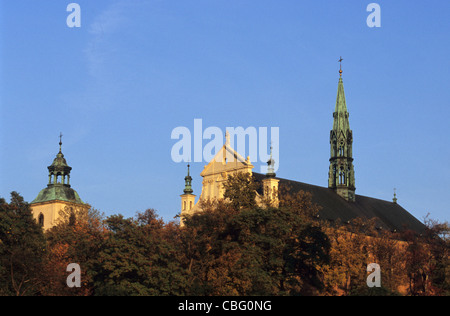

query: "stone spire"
(328, 59), (356, 202)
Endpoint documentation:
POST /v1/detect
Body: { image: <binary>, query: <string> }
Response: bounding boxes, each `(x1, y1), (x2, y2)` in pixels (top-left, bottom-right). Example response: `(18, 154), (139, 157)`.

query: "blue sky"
(1, 0), (449, 223)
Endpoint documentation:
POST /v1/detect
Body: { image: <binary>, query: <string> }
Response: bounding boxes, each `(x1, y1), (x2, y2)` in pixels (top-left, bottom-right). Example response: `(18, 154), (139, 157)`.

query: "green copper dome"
(32, 185), (84, 204)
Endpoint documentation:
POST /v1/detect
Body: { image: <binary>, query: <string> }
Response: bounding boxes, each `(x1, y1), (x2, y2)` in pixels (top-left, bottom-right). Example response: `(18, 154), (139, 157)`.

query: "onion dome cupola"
(47, 134), (73, 187)
(31, 134), (85, 205)
(183, 163), (194, 195)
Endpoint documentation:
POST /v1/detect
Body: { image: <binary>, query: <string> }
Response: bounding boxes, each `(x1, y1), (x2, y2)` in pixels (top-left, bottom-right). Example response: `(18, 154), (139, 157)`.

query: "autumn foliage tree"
(43, 206), (106, 296)
(400, 216), (449, 296)
(1, 184), (448, 296)
(89, 209), (188, 296)
(181, 172), (331, 295)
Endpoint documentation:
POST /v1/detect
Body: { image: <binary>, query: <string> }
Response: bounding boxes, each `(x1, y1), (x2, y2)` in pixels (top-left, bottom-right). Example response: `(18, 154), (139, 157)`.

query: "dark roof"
(31, 184), (85, 205)
(253, 173), (426, 234)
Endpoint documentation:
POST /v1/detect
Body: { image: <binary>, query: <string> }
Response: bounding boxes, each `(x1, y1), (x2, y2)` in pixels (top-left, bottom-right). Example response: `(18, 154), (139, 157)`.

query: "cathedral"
(29, 65), (425, 234)
(179, 67), (426, 233)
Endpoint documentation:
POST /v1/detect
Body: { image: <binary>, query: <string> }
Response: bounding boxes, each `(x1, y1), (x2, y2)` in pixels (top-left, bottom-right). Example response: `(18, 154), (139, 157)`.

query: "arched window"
(38, 213), (44, 227)
(69, 211), (76, 226)
(339, 144), (345, 156)
(339, 167), (344, 185)
(190, 201), (192, 210)
(183, 201), (186, 211)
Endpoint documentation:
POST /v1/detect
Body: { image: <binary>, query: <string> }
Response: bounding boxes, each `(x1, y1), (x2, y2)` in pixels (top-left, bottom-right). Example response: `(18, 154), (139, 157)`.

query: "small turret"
(262, 144), (279, 207)
(180, 164), (196, 226)
(183, 164), (194, 194)
(393, 188), (398, 204)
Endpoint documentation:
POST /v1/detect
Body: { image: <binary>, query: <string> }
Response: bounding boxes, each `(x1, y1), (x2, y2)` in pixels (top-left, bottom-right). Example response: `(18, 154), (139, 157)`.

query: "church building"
(30, 136), (89, 230)
(180, 66), (426, 233)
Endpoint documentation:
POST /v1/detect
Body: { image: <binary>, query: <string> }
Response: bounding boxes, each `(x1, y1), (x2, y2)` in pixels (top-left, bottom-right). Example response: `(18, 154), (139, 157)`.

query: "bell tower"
(328, 58), (356, 202)
(180, 164), (196, 226)
(262, 144), (279, 207)
(31, 134), (88, 230)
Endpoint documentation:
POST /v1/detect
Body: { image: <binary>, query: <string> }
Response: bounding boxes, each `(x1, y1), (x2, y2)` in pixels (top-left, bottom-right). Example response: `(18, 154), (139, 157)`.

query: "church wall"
(31, 201), (89, 230)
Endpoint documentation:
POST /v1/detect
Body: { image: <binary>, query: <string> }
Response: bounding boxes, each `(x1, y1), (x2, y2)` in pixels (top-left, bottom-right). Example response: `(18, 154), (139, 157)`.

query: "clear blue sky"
(1, 0), (449, 223)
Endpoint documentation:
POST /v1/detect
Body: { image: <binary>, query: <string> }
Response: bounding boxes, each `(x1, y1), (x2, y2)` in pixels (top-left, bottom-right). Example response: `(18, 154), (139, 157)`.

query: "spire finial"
(269, 140), (273, 161)
(266, 140), (276, 178)
(59, 132), (63, 152)
(225, 131), (230, 146)
(339, 56), (343, 77)
(393, 188), (398, 204)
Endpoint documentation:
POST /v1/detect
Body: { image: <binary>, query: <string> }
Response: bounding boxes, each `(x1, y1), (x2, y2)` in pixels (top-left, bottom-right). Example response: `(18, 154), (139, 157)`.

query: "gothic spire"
(328, 59), (356, 202)
(333, 63), (350, 132)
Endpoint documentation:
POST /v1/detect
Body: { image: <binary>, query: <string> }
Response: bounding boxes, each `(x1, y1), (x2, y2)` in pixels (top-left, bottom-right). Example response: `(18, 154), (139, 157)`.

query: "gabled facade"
(179, 132), (280, 226)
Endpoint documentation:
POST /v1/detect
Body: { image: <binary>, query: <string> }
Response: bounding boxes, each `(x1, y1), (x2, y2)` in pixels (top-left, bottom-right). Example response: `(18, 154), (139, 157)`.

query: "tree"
(90, 209), (188, 296)
(43, 206), (106, 296)
(278, 185), (320, 221)
(0, 192), (46, 296)
(181, 174), (330, 296)
(320, 218), (374, 295)
(367, 229), (406, 295)
(222, 172), (258, 210)
(401, 216), (450, 296)
(181, 199), (244, 295)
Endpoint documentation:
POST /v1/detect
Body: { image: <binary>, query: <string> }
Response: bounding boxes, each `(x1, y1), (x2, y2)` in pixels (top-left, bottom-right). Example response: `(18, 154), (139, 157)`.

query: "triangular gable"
(200, 143), (254, 177)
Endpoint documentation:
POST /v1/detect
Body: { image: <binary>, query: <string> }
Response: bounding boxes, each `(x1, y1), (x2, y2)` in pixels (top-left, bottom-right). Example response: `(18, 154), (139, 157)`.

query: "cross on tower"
(339, 56), (343, 76)
(59, 132), (63, 152)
